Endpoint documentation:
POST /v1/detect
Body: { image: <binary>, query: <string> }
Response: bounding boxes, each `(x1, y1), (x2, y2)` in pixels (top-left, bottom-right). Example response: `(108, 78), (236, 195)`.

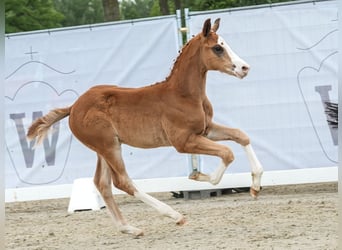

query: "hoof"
(188, 170), (200, 180)
(188, 170), (209, 182)
(120, 225), (144, 237)
(176, 216), (187, 226)
(250, 187), (260, 199)
(133, 231), (144, 239)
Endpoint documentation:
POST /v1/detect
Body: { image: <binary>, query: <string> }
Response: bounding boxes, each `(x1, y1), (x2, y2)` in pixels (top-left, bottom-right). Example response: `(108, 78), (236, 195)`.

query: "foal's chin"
(233, 70), (248, 79)
(221, 69), (247, 79)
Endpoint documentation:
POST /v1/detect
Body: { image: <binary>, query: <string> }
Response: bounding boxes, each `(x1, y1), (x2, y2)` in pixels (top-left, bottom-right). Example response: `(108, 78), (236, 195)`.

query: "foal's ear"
(202, 18), (211, 37)
(212, 18), (220, 32)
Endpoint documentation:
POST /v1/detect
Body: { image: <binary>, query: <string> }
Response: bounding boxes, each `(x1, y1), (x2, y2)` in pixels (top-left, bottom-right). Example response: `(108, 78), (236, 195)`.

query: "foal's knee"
(236, 129), (250, 146)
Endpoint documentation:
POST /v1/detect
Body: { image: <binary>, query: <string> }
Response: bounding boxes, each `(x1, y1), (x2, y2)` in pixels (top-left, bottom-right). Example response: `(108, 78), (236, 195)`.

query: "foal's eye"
(212, 45), (224, 54)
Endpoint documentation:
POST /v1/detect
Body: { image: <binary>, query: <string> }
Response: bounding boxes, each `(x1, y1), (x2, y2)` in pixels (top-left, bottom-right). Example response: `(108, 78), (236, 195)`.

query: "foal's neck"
(165, 36), (207, 98)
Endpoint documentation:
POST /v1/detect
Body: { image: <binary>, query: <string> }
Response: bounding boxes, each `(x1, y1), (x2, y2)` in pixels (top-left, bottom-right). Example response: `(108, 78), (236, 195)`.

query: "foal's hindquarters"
(68, 97), (185, 236)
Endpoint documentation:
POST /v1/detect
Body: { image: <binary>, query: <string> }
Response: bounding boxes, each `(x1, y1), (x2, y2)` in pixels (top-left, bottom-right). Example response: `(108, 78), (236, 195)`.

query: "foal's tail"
(27, 107), (72, 147)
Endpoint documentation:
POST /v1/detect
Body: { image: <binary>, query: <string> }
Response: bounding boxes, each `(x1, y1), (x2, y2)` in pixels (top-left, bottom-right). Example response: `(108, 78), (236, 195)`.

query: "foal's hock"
(27, 18), (263, 237)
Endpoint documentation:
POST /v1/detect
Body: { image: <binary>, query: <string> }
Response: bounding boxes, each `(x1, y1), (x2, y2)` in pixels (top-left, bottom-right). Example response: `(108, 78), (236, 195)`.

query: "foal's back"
(68, 84), (173, 149)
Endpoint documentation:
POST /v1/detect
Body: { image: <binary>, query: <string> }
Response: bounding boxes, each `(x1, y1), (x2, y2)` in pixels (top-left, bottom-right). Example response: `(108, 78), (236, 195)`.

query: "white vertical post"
(0, 5), (5, 247)
(188, 154), (202, 174)
(184, 8), (191, 42)
(338, 1), (342, 248)
(176, 9), (183, 50)
(183, 8), (200, 173)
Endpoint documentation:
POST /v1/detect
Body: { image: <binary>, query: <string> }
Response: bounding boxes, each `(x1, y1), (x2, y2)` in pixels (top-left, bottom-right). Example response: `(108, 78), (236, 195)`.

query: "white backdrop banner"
(188, 0), (338, 174)
(5, 1), (338, 190)
(5, 16), (185, 188)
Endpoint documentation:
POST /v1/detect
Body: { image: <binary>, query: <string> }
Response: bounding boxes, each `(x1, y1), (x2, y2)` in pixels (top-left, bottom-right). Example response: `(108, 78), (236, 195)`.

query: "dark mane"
(163, 34), (201, 82)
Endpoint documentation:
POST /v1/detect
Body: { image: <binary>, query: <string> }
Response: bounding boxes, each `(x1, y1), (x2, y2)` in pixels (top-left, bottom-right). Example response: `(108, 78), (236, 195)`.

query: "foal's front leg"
(244, 144), (263, 197)
(178, 135), (235, 185)
(206, 123), (264, 198)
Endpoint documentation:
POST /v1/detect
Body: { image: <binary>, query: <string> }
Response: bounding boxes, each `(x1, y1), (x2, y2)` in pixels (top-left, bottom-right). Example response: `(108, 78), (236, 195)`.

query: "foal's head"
(199, 18), (250, 79)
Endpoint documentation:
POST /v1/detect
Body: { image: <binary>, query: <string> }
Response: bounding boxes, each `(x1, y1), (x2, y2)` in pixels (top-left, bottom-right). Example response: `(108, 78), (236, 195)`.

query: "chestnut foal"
(27, 18), (263, 236)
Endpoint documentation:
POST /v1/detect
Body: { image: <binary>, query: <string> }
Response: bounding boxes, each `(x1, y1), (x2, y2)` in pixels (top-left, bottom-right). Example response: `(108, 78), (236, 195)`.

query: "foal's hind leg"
(101, 145), (186, 229)
(133, 189), (186, 225)
(94, 155), (144, 236)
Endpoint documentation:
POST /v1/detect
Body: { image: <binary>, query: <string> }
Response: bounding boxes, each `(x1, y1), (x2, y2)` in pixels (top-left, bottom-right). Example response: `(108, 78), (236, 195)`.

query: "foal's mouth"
(221, 66), (248, 79)
(234, 71), (248, 79)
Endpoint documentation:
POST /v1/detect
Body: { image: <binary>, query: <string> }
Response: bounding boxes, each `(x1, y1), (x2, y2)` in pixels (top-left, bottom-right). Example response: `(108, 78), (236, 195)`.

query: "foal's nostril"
(232, 64), (236, 70)
(242, 65), (249, 72)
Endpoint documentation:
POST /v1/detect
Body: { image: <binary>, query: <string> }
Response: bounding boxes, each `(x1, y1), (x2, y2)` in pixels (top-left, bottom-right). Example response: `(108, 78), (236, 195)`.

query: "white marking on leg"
(119, 224), (144, 236)
(134, 189), (184, 223)
(209, 161), (227, 185)
(244, 144), (263, 191)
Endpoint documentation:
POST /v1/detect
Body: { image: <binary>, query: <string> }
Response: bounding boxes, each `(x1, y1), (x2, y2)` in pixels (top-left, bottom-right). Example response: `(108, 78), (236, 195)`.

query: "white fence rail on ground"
(5, 0), (338, 202)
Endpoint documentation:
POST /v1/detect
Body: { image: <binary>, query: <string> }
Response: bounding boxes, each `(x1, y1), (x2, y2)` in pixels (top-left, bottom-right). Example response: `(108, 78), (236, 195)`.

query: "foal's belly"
(113, 116), (171, 149)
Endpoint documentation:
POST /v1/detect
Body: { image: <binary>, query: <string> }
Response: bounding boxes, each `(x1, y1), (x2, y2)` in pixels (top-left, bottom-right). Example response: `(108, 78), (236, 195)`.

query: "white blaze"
(218, 36), (249, 78)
